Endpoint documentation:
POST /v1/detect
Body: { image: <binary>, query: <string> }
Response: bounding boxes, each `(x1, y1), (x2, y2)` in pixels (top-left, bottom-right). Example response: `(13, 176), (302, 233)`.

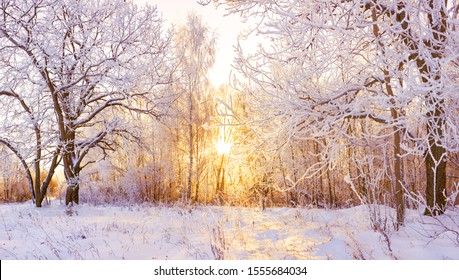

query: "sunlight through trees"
(1, 0), (459, 231)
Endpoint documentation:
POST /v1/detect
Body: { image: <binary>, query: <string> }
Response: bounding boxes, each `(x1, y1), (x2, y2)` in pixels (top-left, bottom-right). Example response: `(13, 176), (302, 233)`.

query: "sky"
(137, 0), (247, 87)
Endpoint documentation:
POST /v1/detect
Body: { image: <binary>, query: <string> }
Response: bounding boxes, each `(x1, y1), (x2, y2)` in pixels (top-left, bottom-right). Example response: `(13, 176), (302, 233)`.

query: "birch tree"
(0, 0), (173, 206)
(172, 13), (216, 203)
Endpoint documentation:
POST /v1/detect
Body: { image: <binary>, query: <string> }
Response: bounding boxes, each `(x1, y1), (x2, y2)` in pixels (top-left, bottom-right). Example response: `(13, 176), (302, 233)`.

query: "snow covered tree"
(0, 0), (173, 206)
(205, 0), (459, 223)
(170, 13), (216, 203)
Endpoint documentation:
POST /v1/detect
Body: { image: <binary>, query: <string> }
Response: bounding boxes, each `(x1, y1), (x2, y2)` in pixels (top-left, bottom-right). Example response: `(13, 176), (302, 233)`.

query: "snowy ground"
(0, 201), (458, 260)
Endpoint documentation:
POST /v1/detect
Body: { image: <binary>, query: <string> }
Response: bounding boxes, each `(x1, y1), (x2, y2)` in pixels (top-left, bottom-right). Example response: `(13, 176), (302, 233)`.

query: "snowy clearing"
(0, 201), (458, 260)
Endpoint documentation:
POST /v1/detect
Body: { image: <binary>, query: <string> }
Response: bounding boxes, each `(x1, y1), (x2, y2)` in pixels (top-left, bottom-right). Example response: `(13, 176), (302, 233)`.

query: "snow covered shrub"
(407, 184), (459, 246)
(346, 172), (396, 253)
(0, 177), (31, 202)
(79, 183), (140, 206)
(414, 204), (459, 247)
(77, 155), (170, 205)
(425, 211), (459, 246)
(210, 221), (228, 260)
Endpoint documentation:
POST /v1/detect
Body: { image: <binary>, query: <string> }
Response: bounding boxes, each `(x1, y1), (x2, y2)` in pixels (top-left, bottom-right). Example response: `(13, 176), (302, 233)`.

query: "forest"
(0, 0), (459, 260)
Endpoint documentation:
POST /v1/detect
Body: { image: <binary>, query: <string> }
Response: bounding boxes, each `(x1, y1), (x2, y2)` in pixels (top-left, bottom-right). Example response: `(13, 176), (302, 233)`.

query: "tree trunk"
(187, 133), (193, 203)
(187, 93), (194, 203)
(63, 152), (80, 206)
(216, 154), (225, 204)
(393, 129), (405, 227)
(418, 0), (448, 216)
(326, 167), (334, 208)
(424, 114), (447, 215)
(65, 184), (80, 206)
(65, 186), (73, 206)
(370, 6), (406, 226)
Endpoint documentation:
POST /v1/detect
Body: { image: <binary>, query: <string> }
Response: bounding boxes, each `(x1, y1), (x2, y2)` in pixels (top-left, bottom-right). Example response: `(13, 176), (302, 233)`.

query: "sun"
(216, 137), (232, 155)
